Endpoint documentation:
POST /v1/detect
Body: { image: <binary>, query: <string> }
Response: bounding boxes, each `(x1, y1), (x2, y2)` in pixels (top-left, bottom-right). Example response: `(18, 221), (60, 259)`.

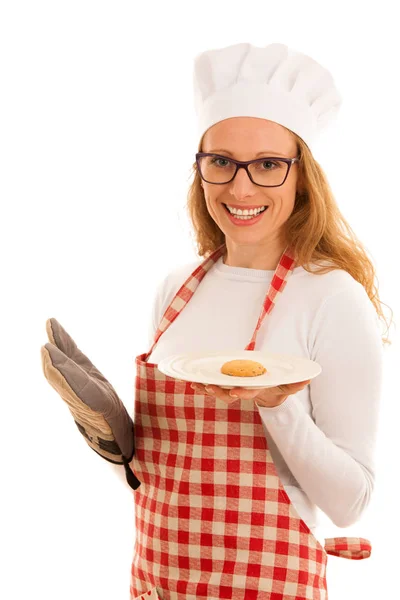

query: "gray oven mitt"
(40, 318), (141, 490)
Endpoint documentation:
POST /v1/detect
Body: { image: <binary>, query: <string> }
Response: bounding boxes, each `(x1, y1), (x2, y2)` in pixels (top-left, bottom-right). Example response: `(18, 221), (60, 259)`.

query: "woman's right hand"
(41, 318), (136, 468)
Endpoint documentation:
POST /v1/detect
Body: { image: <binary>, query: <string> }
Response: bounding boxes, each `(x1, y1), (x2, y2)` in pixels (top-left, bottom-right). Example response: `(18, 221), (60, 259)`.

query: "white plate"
(158, 350), (322, 389)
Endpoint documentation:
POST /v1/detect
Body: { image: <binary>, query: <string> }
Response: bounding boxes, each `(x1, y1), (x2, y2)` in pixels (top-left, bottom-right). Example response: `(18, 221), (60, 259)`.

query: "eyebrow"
(207, 148), (286, 157)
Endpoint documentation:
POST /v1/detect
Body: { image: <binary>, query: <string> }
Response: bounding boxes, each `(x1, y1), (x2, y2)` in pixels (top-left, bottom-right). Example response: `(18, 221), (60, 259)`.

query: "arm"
(257, 284), (384, 527)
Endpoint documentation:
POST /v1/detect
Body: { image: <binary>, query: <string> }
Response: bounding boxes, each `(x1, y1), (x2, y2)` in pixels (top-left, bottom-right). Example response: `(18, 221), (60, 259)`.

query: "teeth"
(226, 204), (267, 216)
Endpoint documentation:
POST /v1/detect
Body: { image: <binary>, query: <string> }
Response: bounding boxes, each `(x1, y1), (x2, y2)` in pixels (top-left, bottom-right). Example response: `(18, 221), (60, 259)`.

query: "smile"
(223, 203), (269, 225)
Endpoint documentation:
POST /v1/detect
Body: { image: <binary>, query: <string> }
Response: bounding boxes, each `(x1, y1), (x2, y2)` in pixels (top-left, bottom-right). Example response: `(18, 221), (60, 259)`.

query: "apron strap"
(145, 244), (226, 360)
(244, 245), (297, 350)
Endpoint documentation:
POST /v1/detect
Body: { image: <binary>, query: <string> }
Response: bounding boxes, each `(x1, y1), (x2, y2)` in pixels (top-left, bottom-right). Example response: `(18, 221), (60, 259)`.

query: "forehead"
(202, 117), (296, 154)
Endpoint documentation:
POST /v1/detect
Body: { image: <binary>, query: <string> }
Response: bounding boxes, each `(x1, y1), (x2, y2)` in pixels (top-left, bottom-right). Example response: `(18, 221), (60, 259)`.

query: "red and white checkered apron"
(129, 243), (372, 600)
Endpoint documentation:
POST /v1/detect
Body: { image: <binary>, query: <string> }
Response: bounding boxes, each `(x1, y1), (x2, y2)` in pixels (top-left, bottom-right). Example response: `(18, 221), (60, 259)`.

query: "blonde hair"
(186, 130), (394, 346)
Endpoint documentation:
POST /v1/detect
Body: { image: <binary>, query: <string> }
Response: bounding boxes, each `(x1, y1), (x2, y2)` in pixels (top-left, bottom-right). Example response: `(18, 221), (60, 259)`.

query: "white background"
(1, 1), (399, 599)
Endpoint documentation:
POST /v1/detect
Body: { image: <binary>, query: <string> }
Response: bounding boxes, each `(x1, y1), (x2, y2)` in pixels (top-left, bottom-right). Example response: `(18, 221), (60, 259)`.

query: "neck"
(223, 240), (287, 270)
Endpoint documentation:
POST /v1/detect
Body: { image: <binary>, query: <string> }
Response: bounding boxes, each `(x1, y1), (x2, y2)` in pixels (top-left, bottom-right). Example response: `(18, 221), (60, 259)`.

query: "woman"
(41, 42), (392, 599)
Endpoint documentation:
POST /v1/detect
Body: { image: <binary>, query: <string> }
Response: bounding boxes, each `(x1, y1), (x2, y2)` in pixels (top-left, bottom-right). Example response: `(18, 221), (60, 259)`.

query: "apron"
(128, 243), (372, 600)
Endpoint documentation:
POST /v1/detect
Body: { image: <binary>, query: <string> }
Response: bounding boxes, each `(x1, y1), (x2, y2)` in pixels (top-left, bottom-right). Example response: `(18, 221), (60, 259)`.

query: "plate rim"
(157, 350), (321, 388)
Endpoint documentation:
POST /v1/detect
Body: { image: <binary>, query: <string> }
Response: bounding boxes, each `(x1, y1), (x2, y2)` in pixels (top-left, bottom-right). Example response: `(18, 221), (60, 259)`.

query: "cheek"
(204, 192), (219, 214)
(280, 197), (297, 222)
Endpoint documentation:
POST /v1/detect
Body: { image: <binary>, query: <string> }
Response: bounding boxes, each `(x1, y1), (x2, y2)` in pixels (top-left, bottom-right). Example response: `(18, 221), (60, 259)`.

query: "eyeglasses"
(195, 153), (300, 187)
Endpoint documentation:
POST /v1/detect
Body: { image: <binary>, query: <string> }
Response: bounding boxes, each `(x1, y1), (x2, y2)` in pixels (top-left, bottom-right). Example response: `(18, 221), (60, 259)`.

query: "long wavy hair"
(186, 129), (394, 346)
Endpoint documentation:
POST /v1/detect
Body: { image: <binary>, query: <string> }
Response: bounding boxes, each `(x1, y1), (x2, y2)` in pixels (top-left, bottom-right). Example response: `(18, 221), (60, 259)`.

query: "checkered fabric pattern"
(244, 248), (296, 351)
(323, 538), (371, 560)
(129, 244), (371, 600)
(133, 588), (159, 600)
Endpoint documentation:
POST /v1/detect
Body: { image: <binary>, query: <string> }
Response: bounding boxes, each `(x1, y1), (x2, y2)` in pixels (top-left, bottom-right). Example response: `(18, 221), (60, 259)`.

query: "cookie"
(221, 359), (267, 377)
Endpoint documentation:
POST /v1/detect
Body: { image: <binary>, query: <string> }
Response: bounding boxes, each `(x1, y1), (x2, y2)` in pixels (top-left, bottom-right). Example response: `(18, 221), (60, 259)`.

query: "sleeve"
(147, 278), (165, 348)
(256, 282), (384, 528)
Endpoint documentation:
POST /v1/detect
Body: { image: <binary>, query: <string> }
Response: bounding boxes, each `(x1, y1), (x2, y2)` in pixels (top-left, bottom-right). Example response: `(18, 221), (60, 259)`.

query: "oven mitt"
(40, 317), (141, 490)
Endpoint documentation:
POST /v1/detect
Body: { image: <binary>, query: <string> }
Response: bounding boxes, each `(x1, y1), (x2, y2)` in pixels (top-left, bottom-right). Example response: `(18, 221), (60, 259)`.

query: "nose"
(229, 166), (257, 199)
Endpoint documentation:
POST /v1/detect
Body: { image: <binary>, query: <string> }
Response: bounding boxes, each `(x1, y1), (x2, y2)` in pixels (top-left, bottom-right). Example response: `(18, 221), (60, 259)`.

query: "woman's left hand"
(190, 379), (311, 408)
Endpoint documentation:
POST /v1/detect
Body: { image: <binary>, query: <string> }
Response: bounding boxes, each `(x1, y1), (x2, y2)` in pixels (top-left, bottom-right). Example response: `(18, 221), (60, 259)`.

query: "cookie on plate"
(221, 359), (267, 377)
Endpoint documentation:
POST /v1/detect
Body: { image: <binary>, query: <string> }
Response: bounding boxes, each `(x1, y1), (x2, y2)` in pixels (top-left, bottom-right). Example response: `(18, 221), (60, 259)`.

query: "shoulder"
(302, 264), (381, 355)
(295, 261), (368, 306)
(291, 262), (379, 335)
(153, 258), (203, 313)
(158, 258), (203, 292)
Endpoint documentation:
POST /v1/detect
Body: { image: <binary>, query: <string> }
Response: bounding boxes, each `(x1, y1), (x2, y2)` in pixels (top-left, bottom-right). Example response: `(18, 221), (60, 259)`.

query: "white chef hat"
(193, 42), (342, 151)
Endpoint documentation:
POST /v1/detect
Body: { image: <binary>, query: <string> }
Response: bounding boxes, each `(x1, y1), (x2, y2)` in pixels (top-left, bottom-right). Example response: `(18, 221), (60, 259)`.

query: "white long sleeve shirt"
(136, 255), (383, 546)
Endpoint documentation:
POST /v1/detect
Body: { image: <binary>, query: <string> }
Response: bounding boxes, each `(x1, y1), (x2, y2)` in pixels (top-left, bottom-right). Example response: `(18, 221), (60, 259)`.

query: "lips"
(221, 204), (270, 229)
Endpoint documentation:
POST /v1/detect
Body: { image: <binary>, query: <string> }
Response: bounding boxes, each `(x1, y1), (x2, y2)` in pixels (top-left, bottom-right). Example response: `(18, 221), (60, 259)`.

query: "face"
(200, 117), (300, 252)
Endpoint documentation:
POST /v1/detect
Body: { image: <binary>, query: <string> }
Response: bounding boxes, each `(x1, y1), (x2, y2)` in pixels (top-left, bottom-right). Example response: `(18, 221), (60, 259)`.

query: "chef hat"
(193, 42), (342, 151)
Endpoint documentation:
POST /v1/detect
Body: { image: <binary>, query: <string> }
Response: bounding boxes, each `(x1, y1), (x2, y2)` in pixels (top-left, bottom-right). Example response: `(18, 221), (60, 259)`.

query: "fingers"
(190, 383), (239, 405)
(190, 379), (312, 405)
(288, 379), (312, 388)
(190, 383), (265, 404)
(276, 379), (311, 396)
